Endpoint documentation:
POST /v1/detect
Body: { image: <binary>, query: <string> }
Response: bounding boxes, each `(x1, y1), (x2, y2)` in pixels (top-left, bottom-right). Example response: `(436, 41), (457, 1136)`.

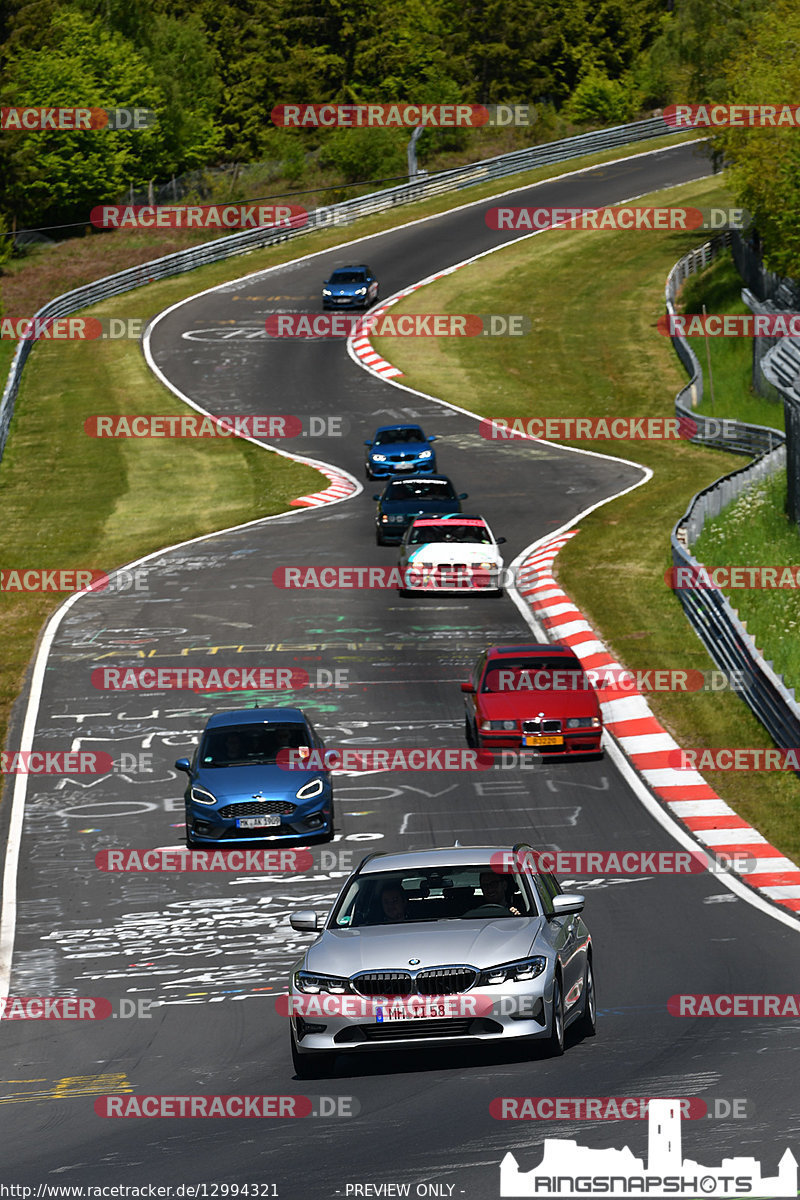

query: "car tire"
(491, 588), (504, 598)
(376, 530), (387, 546)
(465, 718), (476, 748)
(290, 1028), (335, 1079)
(574, 959), (597, 1039)
(544, 976), (566, 1057)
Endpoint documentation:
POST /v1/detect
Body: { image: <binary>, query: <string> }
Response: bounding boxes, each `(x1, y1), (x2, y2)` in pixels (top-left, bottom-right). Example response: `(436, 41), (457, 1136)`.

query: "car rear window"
(386, 481), (454, 500)
(408, 523), (490, 544)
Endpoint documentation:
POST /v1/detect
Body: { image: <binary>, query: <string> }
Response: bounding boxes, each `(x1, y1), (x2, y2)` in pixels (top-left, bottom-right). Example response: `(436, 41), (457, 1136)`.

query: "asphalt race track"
(3, 140), (800, 1196)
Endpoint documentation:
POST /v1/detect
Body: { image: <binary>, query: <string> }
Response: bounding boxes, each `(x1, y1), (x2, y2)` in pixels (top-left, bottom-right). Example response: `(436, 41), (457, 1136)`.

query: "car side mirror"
(290, 910), (320, 932)
(458, 493), (468, 500)
(364, 440), (372, 447)
(460, 682), (475, 694)
(496, 536), (507, 545)
(551, 893), (585, 917)
(429, 435), (439, 442)
(174, 758), (191, 773)
(372, 494), (381, 501)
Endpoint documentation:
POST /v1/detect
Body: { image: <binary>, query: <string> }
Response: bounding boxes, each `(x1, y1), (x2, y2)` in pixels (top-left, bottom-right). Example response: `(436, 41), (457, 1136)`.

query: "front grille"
(351, 972), (413, 997)
(522, 719), (562, 735)
(351, 967), (477, 997)
(416, 967), (477, 995)
(217, 800), (296, 818)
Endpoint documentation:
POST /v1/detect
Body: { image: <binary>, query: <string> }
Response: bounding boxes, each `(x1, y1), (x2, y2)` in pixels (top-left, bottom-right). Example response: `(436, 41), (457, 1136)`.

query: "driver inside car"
(478, 871), (522, 915)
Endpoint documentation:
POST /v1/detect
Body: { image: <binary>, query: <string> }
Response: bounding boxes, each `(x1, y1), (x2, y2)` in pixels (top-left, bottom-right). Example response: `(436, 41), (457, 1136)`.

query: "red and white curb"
(291, 468), (356, 508)
(349, 264), (468, 380)
(516, 532), (800, 915)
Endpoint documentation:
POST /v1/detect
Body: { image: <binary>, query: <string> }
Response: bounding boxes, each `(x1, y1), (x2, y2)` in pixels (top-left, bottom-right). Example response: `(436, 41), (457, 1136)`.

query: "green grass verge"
(370, 173), (800, 864)
(679, 250), (785, 430)
(693, 469), (800, 691)
(0, 129), (700, 768)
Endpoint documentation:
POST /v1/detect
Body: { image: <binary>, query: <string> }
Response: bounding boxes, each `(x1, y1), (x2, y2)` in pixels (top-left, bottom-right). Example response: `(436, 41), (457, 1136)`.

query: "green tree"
(566, 69), (641, 125)
(714, 0), (800, 277)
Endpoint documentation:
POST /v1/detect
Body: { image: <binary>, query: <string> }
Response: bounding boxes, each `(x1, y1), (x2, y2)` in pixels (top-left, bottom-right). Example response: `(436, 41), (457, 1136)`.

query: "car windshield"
(374, 427), (425, 445)
(481, 662), (588, 693)
(408, 524), (490, 544)
(199, 723), (311, 766)
(329, 270), (366, 283)
(330, 866), (534, 927)
(385, 481), (454, 500)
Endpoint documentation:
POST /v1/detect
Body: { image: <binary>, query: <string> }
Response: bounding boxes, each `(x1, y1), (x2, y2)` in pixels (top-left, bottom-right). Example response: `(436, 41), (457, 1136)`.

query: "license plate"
(523, 735), (564, 747)
(378, 1004), (450, 1022)
(236, 814), (281, 828)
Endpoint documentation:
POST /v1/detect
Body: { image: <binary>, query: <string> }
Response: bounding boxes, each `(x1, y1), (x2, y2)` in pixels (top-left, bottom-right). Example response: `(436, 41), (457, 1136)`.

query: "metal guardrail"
(670, 445), (800, 750)
(667, 241), (800, 752)
(0, 115), (681, 464)
(665, 232), (784, 456)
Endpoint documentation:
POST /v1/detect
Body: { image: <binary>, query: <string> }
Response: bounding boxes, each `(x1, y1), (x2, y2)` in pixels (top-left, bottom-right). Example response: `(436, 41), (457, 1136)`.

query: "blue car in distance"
(364, 424), (439, 479)
(322, 264), (379, 310)
(176, 707), (334, 847)
(374, 474), (468, 545)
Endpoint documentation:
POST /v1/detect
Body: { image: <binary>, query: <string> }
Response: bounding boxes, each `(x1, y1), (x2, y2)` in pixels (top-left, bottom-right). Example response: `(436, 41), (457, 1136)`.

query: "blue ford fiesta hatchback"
(176, 707), (334, 847)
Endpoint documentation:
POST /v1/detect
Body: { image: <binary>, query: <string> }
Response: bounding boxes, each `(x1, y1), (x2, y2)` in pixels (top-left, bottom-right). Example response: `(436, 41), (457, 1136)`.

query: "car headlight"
(419, 450), (432, 459)
(479, 720), (518, 731)
(565, 717), (602, 729)
(322, 288), (332, 296)
(355, 287), (367, 295)
(190, 785), (216, 806)
(294, 971), (352, 994)
(478, 956), (547, 986)
(296, 777), (324, 801)
(475, 561), (495, 570)
(372, 453), (387, 462)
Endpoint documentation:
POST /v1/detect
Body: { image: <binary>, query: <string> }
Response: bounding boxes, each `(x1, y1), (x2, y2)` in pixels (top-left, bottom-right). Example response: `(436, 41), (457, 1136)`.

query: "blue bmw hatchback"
(322, 264), (379, 310)
(364, 424), (439, 479)
(176, 708), (334, 847)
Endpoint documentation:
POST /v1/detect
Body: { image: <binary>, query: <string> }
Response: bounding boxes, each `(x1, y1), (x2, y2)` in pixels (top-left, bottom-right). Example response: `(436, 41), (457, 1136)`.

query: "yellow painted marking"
(0, 1073), (133, 1104)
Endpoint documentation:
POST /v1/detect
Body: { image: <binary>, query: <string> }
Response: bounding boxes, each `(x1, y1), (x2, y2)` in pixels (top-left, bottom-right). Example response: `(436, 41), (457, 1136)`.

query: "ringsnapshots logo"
(272, 102), (536, 128)
(485, 206), (748, 232)
(0, 107), (156, 131)
(90, 204), (307, 230)
(265, 313), (529, 338)
(499, 1098), (797, 1197)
